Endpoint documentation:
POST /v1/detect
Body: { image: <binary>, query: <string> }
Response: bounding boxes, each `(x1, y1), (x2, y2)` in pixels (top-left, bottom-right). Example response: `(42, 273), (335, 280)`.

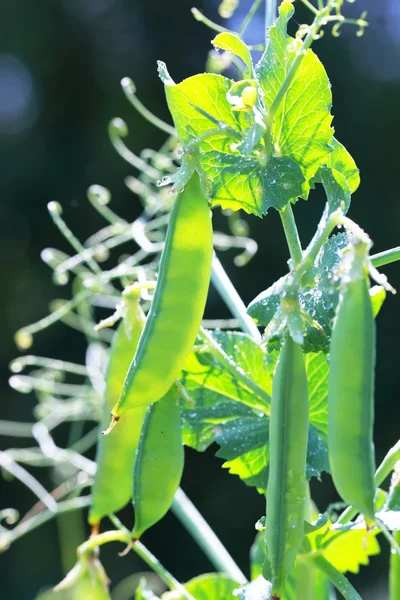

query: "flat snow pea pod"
(110, 172), (212, 422)
(89, 288), (148, 526)
(264, 334), (309, 599)
(132, 383), (184, 539)
(328, 242), (376, 520)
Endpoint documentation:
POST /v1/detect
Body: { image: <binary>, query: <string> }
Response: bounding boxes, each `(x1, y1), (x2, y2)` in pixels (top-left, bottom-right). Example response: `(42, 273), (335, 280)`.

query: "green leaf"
(247, 232), (350, 353)
(328, 138), (360, 195)
(184, 331), (273, 409)
(158, 65), (238, 146)
(201, 153), (304, 215)
(161, 573), (240, 599)
(302, 517), (380, 574)
(212, 33), (254, 77)
(182, 332), (329, 491)
(314, 166), (351, 215)
(159, 63), (304, 215)
(255, 1), (334, 197)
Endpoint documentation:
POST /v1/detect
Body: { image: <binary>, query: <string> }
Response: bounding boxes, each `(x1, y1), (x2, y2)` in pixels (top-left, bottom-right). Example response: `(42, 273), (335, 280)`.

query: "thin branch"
(171, 488), (247, 584)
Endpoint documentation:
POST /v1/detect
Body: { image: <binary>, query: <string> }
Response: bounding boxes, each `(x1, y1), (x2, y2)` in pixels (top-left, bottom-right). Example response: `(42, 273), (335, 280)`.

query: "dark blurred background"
(1, 1), (399, 598)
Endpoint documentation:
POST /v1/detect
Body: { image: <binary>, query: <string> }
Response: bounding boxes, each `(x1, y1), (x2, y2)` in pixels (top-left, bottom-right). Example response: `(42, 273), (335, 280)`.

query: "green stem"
(15, 289), (90, 342)
(370, 246), (400, 269)
(390, 531), (400, 600)
(239, 0), (264, 36)
(310, 555), (362, 600)
(280, 203), (303, 266)
(134, 541), (196, 600)
(10, 355), (88, 377)
(0, 496), (92, 551)
(108, 119), (160, 181)
(87, 185), (127, 227)
(375, 440), (400, 486)
(121, 78), (176, 137)
(199, 326), (271, 410)
(171, 488), (247, 584)
(191, 8), (229, 33)
(108, 516), (196, 600)
(211, 253), (261, 342)
(338, 439), (400, 525)
(0, 451), (58, 513)
(0, 421), (33, 437)
(376, 518), (400, 558)
(299, 0), (319, 15)
(265, 0), (277, 41)
(48, 203), (102, 276)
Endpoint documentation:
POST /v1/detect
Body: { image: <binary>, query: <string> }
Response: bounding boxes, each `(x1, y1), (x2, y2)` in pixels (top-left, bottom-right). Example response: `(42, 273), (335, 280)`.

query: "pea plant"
(2, 0), (400, 598)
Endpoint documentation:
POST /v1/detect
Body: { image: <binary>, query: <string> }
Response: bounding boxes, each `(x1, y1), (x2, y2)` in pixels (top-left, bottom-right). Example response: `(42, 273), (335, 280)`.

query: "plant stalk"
(370, 246), (400, 269)
(239, 0), (264, 36)
(265, 0), (278, 41)
(108, 516), (196, 600)
(211, 253), (261, 342)
(390, 531), (400, 600)
(280, 203), (303, 266)
(171, 488), (247, 584)
(0, 496), (92, 551)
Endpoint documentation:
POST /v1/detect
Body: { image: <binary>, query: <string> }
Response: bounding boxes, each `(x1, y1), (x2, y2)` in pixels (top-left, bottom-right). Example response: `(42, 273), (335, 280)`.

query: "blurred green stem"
(0, 496), (91, 551)
(239, 0), (264, 36)
(171, 488), (247, 584)
(265, 0), (277, 40)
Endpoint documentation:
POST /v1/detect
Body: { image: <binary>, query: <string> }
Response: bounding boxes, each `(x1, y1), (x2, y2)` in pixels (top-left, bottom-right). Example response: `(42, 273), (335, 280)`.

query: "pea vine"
(1, 1), (400, 599)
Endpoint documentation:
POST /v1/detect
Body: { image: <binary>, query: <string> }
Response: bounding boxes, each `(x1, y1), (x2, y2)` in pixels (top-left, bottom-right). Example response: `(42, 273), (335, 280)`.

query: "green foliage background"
(0, 0), (399, 597)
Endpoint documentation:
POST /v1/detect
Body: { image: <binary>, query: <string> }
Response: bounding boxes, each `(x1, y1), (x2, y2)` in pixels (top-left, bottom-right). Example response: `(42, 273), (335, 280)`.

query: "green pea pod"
(111, 173), (213, 421)
(328, 242), (376, 520)
(265, 335), (309, 599)
(132, 383), (184, 539)
(89, 291), (147, 526)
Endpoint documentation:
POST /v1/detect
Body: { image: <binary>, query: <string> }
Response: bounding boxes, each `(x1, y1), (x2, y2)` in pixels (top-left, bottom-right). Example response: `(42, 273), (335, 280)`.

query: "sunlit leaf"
(255, 1), (334, 197)
(212, 32), (254, 77)
(161, 573), (240, 599)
